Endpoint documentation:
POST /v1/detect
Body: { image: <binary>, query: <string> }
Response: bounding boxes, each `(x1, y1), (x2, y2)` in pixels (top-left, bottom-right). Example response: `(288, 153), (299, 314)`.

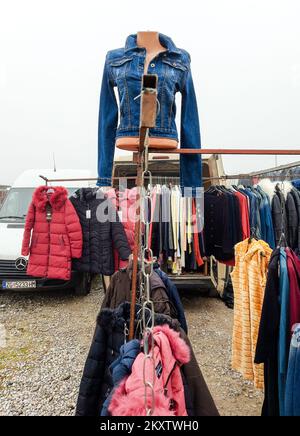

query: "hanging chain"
(139, 138), (156, 416)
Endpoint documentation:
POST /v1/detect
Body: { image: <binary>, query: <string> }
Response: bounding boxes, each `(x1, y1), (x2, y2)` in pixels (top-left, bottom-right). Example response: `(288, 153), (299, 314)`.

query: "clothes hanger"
(134, 305), (154, 339)
(206, 185), (222, 194)
(277, 232), (288, 249)
(248, 227), (259, 243)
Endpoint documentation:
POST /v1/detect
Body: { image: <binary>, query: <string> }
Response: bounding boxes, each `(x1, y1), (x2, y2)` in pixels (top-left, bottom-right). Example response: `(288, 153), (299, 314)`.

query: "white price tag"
(86, 210), (91, 220)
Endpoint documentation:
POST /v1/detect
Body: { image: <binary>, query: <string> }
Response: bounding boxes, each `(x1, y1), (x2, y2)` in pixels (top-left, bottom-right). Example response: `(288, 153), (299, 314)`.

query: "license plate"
(2, 280), (37, 290)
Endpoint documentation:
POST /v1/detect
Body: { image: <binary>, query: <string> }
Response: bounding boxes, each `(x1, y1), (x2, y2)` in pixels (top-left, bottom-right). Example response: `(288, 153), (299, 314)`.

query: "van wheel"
(74, 273), (92, 296)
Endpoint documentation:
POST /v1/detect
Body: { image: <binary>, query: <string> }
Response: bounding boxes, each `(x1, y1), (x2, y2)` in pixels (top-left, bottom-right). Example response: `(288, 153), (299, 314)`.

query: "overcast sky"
(0, 0), (300, 185)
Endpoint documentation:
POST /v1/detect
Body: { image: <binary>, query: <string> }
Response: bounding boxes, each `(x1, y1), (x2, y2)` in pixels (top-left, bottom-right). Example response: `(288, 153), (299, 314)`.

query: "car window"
(0, 187), (79, 222)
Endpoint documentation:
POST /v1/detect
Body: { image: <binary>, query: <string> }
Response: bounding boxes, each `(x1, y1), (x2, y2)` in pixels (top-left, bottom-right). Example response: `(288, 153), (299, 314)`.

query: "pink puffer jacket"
(118, 188), (138, 252)
(104, 188), (137, 270)
(109, 324), (190, 416)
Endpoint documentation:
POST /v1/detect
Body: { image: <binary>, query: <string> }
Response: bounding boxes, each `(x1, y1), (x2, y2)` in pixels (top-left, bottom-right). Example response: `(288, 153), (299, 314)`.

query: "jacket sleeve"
(166, 275), (188, 334)
(65, 200), (83, 259)
(272, 194), (287, 246)
(109, 202), (131, 261)
(286, 193), (298, 249)
(75, 324), (107, 416)
(21, 202), (35, 256)
(180, 56), (202, 192)
(151, 287), (172, 318)
(97, 55), (119, 187)
(255, 251), (280, 364)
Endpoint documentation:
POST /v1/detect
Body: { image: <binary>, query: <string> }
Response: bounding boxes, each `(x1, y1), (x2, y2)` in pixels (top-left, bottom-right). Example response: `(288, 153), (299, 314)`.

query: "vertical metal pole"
(129, 75), (158, 340)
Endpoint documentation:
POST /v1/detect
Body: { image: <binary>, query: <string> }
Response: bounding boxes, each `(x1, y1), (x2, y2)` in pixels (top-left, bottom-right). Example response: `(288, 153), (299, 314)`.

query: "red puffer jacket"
(22, 186), (83, 281)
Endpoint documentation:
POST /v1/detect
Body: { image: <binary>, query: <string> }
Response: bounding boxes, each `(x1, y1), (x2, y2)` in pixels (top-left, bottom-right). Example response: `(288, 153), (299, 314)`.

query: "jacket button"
(150, 63), (155, 68)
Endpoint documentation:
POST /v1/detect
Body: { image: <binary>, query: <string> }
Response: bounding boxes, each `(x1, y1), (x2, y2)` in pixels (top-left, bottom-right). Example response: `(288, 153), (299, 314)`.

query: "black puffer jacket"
(75, 303), (219, 417)
(272, 190), (288, 246)
(290, 188), (300, 251)
(286, 191), (298, 250)
(70, 188), (131, 275)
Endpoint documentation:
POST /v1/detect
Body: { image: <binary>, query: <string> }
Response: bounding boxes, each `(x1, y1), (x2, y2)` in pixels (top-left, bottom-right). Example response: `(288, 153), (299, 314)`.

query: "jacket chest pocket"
(109, 57), (133, 81)
(162, 59), (187, 84)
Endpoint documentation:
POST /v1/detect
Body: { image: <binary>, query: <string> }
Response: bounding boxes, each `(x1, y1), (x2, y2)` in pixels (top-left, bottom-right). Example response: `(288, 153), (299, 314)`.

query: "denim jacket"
(98, 33), (202, 190)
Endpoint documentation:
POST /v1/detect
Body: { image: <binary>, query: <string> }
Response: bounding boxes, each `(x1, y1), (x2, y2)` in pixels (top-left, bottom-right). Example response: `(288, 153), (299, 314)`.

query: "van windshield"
(0, 187), (79, 222)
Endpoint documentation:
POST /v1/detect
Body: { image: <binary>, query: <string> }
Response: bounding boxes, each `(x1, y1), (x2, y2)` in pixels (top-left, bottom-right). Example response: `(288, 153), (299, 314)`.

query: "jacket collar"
(236, 238), (272, 259)
(33, 186), (68, 212)
(124, 33), (181, 55)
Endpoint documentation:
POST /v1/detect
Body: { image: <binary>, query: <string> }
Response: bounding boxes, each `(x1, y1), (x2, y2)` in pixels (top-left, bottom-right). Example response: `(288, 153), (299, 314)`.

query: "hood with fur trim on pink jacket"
(109, 324), (190, 416)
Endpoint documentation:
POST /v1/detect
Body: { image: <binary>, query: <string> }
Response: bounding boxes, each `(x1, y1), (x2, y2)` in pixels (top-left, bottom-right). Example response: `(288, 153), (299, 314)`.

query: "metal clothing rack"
(38, 73), (300, 342)
(38, 173), (300, 184)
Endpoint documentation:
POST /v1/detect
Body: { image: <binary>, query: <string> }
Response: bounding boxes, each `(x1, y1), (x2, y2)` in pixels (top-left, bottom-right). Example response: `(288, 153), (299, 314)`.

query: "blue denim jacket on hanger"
(97, 33), (202, 190)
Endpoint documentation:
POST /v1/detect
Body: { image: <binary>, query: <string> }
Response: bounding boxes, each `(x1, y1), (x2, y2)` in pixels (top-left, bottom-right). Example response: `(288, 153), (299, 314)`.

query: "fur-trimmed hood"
(33, 186), (68, 211)
(258, 178), (293, 201)
(152, 324), (190, 365)
(108, 323), (190, 417)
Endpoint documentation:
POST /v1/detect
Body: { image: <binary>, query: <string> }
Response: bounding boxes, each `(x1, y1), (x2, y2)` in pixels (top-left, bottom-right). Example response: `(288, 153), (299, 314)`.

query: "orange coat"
(231, 239), (273, 389)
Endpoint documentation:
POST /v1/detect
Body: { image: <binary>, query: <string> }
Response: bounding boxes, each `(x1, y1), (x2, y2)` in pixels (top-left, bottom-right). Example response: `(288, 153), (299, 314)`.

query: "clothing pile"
(102, 185), (205, 275)
(231, 236), (300, 416)
(22, 186), (131, 281)
(204, 179), (300, 265)
(102, 260), (188, 333)
(258, 179), (300, 251)
(204, 185), (274, 265)
(255, 247), (300, 416)
(75, 261), (219, 416)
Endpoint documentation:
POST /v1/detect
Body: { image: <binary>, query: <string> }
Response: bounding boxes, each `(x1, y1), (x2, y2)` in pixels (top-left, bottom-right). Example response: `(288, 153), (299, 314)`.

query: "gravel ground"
(0, 279), (263, 416)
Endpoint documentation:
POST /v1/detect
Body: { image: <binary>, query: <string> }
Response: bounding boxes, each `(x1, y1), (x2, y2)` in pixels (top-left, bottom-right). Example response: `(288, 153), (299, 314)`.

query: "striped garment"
(231, 239), (273, 389)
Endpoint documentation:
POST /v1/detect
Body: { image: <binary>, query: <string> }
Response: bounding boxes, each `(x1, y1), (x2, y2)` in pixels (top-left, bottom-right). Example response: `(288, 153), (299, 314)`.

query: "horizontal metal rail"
(39, 174), (300, 184)
(148, 148), (300, 155)
(39, 148), (300, 185)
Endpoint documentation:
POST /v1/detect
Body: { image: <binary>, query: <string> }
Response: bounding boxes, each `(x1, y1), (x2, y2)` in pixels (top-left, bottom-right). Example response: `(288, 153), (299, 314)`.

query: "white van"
(0, 169), (93, 295)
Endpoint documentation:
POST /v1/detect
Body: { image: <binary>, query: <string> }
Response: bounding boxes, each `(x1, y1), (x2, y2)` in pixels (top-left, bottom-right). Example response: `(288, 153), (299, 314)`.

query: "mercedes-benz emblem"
(15, 257), (28, 271)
